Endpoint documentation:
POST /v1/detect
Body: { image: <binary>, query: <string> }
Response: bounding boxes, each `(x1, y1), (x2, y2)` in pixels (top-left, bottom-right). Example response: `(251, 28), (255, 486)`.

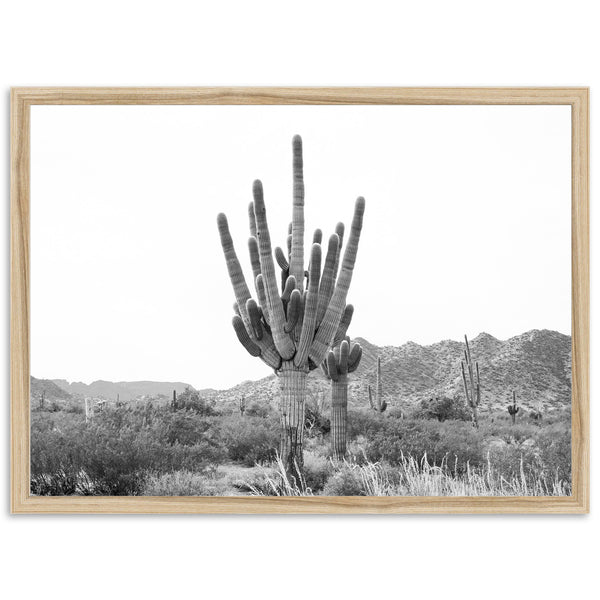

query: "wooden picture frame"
(11, 87), (589, 514)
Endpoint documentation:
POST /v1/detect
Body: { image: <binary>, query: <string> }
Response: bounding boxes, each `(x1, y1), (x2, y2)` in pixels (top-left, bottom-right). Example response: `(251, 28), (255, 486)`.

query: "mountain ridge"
(33, 329), (571, 413)
(188, 329), (572, 412)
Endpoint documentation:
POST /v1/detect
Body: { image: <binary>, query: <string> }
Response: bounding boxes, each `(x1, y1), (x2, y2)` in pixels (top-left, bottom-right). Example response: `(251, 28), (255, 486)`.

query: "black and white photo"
(29, 104), (572, 497)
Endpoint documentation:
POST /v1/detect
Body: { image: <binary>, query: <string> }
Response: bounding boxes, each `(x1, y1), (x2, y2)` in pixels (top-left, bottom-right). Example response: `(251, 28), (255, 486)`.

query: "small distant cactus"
(507, 391), (519, 424)
(368, 357), (387, 413)
(171, 389), (178, 411)
(322, 337), (362, 459)
(84, 397), (93, 423)
(239, 395), (246, 416)
(460, 335), (481, 428)
(39, 389), (45, 410)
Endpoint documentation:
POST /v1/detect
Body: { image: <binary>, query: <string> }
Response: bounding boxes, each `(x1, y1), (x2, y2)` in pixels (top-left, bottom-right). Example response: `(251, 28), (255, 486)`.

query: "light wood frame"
(11, 87), (589, 514)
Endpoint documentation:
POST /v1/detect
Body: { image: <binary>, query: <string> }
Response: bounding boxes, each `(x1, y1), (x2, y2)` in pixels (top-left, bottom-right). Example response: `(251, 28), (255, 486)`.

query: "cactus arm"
(295, 290), (307, 336)
(468, 361), (474, 390)
(327, 351), (339, 382)
(232, 315), (261, 357)
(315, 234), (340, 326)
(332, 304), (354, 347)
(332, 221), (345, 278)
(284, 289), (301, 333)
(248, 201), (257, 238)
(248, 237), (262, 288)
(309, 197), (365, 365)
(339, 340), (349, 375)
(233, 301), (240, 316)
(219, 212), (280, 365)
(332, 344), (341, 364)
(246, 298), (263, 341)
(275, 246), (289, 272)
(290, 135), (305, 291)
(255, 274), (270, 326)
(464, 335), (472, 364)
(217, 213), (253, 324)
(217, 213), (283, 368)
(294, 243), (322, 367)
(312, 229), (323, 245)
(252, 180), (295, 360)
(347, 343), (362, 373)
(281, 275), (296, 304)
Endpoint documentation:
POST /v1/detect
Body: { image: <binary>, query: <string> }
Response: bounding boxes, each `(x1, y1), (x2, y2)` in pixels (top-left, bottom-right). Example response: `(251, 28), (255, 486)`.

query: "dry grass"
(248, 453), (570, 497)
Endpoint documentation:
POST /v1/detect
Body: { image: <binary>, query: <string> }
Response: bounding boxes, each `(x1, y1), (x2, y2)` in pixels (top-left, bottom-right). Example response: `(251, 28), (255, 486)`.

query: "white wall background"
(1, 1), (596, 599)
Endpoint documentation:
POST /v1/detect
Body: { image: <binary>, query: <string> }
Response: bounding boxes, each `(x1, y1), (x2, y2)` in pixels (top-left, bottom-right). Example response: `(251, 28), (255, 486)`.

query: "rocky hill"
(30, 377), (73, 405)
(35, 330), (571, 413)
(199, 329), (572, 412)
(353, 329), (571, 410)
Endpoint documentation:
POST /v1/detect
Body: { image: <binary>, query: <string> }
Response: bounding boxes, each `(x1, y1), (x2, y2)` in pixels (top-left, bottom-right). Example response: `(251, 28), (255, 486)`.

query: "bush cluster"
(31, 397), (571, 496)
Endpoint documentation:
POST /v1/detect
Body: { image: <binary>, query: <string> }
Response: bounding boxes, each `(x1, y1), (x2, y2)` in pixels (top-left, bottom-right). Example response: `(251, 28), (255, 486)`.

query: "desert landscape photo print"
(29, 104), (572, 498)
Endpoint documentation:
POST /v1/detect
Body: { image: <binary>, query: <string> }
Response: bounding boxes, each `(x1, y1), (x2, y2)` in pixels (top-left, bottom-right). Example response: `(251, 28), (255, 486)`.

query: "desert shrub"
(384, 406), (407, 419)
(322, 465), (365, 496)
(535, 423), (571, 484)
(217, 415), (279, 466)
(541, 407), (571, 426)
(245, 401), (272, 418)
(365, 419), (484, 473)
(175, 386), (217, 415)
(346, 436), (370, 464)
(30, 405), (227, 495)
(142, 470), (222, 496)
(163, 412), (215, 446)
(31, 470), (88, 496)
(303, 452), (333, 492)
(346, 408), (389, 439)
(413, 396), (471, 422)
(480, 420), (538, 444)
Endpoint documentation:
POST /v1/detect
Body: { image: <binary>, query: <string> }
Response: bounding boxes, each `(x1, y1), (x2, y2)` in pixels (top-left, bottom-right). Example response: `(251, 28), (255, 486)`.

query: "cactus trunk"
(331, 375), (348, 460)
(278, 361), (307, 485)
(470, 403), (479, 428)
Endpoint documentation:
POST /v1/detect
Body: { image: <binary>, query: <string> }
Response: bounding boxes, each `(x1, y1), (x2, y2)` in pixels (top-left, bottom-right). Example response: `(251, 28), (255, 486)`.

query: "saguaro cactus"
(368, 357), (387, 413)
(217, 135), (365, 483)
(171, 389), (177, 411)
(460, 334), (481, 428)
(322, 337), (362, 459)
(507, 391), (519, 424)
(239, 395), (246, 417)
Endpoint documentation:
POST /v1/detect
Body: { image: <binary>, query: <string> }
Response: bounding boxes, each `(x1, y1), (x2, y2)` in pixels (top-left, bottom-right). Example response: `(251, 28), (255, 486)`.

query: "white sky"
(31, 105), (571, 389)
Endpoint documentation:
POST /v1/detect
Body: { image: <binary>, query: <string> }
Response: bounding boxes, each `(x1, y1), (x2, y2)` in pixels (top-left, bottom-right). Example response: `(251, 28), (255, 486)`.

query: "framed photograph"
(11, 87), (589, 514)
